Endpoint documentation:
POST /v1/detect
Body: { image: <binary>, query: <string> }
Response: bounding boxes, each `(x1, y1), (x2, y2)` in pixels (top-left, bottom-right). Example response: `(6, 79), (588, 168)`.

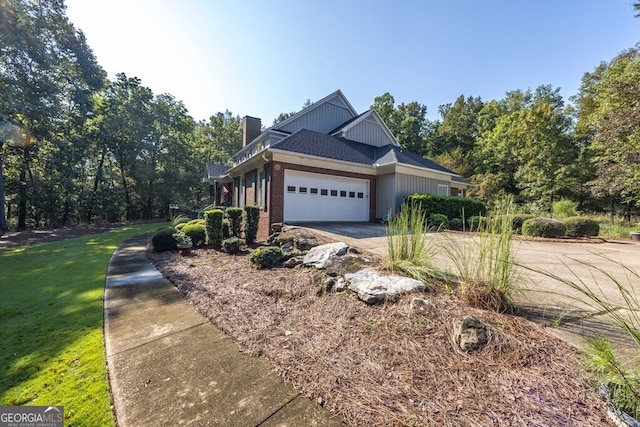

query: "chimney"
(243, 116), (262, 147)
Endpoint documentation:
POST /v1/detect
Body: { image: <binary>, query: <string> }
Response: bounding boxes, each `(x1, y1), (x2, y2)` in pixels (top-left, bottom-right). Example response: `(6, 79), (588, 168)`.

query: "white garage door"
(283, 170), (369, 222)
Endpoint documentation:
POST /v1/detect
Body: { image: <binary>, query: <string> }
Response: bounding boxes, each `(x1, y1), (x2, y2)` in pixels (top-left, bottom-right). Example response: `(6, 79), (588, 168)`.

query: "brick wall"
(269, 162), (376, 225)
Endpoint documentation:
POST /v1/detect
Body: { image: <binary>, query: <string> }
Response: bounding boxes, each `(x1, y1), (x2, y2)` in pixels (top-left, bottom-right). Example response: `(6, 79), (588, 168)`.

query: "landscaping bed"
(148, 231), (613, 426)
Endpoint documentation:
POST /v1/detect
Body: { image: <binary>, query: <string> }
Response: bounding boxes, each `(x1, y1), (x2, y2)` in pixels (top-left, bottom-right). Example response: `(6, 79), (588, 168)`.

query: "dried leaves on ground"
(149, 240), (612, 427)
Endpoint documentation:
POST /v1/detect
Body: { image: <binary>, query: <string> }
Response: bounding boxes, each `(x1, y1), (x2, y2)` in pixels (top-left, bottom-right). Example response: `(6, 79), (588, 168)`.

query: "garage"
(283, 170), (369, 222)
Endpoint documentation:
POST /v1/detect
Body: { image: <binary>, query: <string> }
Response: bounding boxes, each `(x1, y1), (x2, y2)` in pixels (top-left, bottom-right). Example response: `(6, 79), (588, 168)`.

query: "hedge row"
(403, 193), (486, 220)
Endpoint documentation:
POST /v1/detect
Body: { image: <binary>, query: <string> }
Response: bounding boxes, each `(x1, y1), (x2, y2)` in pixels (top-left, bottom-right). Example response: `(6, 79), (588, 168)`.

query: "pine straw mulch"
(148, 241), (613, 427)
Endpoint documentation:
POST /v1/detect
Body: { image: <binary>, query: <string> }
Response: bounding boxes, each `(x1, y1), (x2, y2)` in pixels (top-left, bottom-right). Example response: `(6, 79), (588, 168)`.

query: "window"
(310, 188), (318, 194)
(287, 186), (296, 193)
(437, 184), (449, 196)
(357, 192), (364, 199)
(321, 189), (328, 196)
(340, 190), (347, 197)
(331, 190), (338, 196)
(299, 187), (307, 194)
(349, 191), (355, 198)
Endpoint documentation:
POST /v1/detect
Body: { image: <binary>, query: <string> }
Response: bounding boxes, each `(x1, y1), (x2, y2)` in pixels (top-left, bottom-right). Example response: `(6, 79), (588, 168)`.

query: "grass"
(0, 223), (162, 426)
(441, 196), (518, 312)
(588, 214), (637, 240)
(520, 253), (640, 419)
(383, 203), (443, 285)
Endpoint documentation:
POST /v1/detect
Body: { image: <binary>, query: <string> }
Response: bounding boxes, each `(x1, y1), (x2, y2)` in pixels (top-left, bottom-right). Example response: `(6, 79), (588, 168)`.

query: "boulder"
(345, 268), (425, 305)
(283, 256), (304, 268)
(303, 242), (348, 269)
(451, 316), (489, 352)
(271, 222), (284, 233)
(294, 234), (319, 251)
(410, 297), (434, 313)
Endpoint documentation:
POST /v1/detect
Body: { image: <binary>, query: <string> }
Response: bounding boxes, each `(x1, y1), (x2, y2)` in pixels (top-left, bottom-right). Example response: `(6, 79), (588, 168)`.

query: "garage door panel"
(284, 171), (369, 222)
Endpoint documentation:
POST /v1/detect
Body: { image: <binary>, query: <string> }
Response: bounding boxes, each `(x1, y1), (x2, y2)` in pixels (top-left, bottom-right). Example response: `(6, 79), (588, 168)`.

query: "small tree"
(204, 209), (223, 245)
(244, 205), (260, 244)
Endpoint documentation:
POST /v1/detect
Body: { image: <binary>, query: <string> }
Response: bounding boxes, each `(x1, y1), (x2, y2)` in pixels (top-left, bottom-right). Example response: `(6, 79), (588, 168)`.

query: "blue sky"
(65, 1), (640, 124)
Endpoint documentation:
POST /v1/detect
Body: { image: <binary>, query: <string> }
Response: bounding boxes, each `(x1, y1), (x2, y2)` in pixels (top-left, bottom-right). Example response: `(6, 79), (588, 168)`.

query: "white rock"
(345, 268), (425, 305)
(302, 242), (348, 269)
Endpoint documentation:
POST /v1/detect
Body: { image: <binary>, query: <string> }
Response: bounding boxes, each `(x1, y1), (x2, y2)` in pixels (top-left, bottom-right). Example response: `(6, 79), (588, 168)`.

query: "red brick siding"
(268, 162), (376, 225)
(257, 211), (270, 242)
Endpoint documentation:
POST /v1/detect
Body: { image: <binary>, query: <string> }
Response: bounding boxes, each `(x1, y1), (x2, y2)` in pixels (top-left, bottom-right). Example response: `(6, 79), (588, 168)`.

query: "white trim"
(437, 184), (450, 196)
(331, 109), (400, 146)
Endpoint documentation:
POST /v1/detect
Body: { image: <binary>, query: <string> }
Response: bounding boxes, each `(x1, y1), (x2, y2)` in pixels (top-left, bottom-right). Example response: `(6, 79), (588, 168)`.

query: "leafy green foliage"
(181, 219), (206, 245)
(222, 237), (243, 254)
(222, 218), (231, 239)
(152, 226), (178, 252)
(553, 199), (578, 219)
(563, 217), (600, 237)
(522, 217), (566, 238)
(204, 209), (223, 245)
(244, 205), (260, 244)
(403, 193), (486, 220)
(428, 213), (448, 229)
(448, 218), (464, 231)
(467, 215), (486, 231)
(250, 246), (283, 269)
(226, 207), (243, 237)
(510, 214), (535, 234)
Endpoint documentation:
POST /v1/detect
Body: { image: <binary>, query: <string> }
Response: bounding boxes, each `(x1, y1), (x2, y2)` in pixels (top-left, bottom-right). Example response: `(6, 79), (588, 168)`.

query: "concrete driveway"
(299, 222), (640, 355)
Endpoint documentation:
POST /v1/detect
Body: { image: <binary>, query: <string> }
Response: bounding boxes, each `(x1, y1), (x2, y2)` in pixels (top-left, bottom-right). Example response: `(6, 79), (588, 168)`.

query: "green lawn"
(0, 223), (163, 426)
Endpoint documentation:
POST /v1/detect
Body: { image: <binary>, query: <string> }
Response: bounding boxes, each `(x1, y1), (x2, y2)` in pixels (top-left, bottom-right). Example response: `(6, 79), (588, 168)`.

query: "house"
(203, 90), (469, 235)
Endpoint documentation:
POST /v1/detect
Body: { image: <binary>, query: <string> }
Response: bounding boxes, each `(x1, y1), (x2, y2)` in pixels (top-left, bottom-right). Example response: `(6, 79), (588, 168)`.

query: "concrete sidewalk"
(104, 235), (345, 427)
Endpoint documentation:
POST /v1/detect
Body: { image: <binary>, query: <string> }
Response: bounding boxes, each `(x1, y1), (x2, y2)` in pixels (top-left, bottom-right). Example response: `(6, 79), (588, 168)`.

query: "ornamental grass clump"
(443, 195), (518, 312)
(384, 202), (441, 286)
(520, 254), (640, 420)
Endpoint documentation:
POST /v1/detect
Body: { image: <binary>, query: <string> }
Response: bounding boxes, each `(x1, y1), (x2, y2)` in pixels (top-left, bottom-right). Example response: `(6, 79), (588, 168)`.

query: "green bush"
(226, 207), (243, 237)
(552, 199), (578, 219)
(448, 218), (464, 231)
(468, 215), (486, 231)
(522, 217), (566, 238)
(403, 193), (486, 220)
(511, 214), (535, 234)
(204, 209), (224, 245)
(563, 217), (600, 237)
(222, 237), (243, 254)
(428, 213), (448, 229)
(181, 219), (206, 245)
(244, 205), (261, 244)
(222, 219), (231, 239)
(151, 226), (178, 252)
(250, 246), (283, 269)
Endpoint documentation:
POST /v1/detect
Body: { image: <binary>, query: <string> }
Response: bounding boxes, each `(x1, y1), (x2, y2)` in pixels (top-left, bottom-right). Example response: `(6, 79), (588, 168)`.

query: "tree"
(430, 95), (484, 157)
(0, 0), (105, 229)
(371, 93), (431, 156)
(577, 46), (640, 218)
(194, 110), (242, 165)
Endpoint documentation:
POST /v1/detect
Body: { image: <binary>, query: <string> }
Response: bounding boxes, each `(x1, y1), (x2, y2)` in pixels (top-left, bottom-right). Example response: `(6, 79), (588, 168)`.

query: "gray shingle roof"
(205, 164), (230, 178)
(270, 129), (463, 180)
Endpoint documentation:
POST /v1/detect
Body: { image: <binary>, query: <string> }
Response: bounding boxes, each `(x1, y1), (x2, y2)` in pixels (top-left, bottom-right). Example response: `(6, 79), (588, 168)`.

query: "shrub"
(552, 199), (578, 219)
(226, 207), (243, 237)
(522, 217), (566, 238)
(448, 218), (464, 231)
(171, 214), (189, 227)
(244, 205), (261, 244)
(250, 246), (283, 269)
(222, 219), (231, 239)
(403, 193), (486, 220)
(511, 214), (535, 234)
(563, 217), (600, 237)
(181, 219), (206, 245)
(151, 226), (178, 252)
(204, 209), (224, 245)
(222, 236), (243, 254)
(428, 213), (448, 229)
(468, 215), (486, 231)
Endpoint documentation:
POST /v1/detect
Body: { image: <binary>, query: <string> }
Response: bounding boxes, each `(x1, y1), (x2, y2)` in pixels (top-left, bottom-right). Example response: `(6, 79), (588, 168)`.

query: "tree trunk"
(86, 147), (107, 223)
(0, 153), (8, 232)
